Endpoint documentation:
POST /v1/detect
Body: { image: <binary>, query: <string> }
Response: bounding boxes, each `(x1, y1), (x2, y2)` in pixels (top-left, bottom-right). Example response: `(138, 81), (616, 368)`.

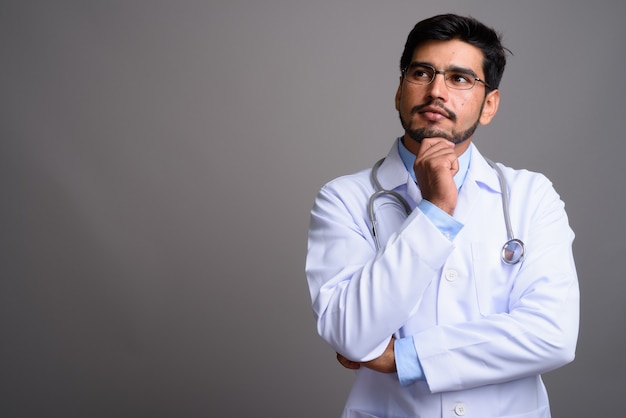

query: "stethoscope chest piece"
(485, 158), (526, 265)
(501, 238), (525, 265)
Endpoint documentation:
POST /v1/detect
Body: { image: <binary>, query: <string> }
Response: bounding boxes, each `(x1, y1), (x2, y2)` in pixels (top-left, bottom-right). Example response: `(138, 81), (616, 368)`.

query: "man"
(305, 14), (579, 418)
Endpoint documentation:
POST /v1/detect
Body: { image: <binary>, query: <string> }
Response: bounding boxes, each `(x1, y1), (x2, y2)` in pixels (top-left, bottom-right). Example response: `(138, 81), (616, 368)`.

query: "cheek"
(398, 89), (421, 112)
(397, 94), (410, 114)
(457, 99), (482, 119)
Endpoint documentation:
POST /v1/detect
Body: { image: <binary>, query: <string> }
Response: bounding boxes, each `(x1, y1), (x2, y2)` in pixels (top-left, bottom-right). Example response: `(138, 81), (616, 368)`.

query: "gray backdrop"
(1, 1), (624, 417)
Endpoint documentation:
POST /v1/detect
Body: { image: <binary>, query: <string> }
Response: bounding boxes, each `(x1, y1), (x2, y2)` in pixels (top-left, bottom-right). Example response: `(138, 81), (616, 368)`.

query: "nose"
(426, 71), (448, 100)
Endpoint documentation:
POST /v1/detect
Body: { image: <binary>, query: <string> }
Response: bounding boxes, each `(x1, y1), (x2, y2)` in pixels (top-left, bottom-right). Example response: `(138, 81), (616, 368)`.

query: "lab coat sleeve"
(414, 174), (579, 393)
(306, 179), (455, 362)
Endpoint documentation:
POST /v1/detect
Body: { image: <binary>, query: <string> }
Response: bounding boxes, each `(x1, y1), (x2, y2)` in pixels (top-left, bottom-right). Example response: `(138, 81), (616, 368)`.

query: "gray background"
(1, 1), (624, 417)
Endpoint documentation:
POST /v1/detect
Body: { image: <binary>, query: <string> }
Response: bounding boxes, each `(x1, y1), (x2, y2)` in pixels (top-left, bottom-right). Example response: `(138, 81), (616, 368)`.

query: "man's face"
(395, 39), (500, 155)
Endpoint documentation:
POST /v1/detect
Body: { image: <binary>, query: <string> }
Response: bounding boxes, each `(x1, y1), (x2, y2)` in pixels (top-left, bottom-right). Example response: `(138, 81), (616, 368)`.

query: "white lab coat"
(305, 139), (579, 418)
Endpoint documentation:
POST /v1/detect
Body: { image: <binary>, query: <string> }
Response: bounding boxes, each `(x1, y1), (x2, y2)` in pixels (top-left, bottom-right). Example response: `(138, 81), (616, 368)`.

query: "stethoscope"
(368, 158), (525, 264)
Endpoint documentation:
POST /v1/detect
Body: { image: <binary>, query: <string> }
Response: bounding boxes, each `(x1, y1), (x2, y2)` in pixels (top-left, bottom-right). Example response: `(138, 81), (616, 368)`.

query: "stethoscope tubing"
(485, 158), (526, 264)
(368, 159), (412, 251)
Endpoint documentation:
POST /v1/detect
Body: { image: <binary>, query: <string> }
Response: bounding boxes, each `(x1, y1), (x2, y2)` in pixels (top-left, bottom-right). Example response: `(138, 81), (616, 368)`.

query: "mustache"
(411, 100), (456, 121)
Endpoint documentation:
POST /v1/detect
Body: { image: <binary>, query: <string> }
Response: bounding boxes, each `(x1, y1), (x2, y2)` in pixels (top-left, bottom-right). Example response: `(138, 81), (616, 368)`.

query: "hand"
(414, 138), (459, 215)
(336, 337), (396, 373)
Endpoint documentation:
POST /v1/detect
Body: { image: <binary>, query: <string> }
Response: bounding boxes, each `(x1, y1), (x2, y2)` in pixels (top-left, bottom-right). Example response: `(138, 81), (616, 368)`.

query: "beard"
(399, 99), (482, 145)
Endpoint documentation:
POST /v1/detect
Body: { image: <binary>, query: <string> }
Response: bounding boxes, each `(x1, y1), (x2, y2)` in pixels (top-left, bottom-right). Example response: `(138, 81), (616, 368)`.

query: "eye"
(413, 69), (432, 79)
(447, 72), (473, 86)
(407, 65), (434, 83)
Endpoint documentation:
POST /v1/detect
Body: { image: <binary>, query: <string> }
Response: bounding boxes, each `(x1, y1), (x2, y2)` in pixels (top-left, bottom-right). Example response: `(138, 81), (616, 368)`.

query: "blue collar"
(398, 138), (472, 190)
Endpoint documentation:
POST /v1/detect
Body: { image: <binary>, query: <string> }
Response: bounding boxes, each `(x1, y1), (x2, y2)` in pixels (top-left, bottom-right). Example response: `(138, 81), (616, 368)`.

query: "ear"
(395, 76), (403, 111)
(479, 88), (500, 125)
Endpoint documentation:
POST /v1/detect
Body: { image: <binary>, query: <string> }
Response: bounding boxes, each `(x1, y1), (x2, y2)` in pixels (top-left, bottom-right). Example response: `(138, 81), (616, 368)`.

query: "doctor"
(305, 14), (579, 418)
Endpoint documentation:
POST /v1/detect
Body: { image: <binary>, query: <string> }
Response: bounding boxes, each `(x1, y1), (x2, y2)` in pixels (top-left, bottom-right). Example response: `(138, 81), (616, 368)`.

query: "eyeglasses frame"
(401, 62), (491, 90)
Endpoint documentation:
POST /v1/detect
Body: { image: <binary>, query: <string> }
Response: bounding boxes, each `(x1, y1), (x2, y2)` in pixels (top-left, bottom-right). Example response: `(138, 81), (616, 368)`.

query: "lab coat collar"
(466, 146), (502, 194)
(375, 139), (412, 191)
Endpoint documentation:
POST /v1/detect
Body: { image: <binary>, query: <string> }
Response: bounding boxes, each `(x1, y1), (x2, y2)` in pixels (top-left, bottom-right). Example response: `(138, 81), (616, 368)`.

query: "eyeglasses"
(402, 63), (491, 90)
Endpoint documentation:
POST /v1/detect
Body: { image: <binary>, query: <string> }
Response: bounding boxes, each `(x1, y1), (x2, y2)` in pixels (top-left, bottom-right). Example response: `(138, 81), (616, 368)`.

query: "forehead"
(411, 39), (485, 75)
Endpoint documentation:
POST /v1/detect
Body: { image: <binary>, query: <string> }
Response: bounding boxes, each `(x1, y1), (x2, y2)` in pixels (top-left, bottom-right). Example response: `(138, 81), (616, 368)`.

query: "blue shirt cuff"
(417, 199), (463, 240)
(394, 337), (424, 386)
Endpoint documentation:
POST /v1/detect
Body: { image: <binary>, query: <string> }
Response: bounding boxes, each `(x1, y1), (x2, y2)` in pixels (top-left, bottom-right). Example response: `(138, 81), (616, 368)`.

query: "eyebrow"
(409, 61), (479, 77)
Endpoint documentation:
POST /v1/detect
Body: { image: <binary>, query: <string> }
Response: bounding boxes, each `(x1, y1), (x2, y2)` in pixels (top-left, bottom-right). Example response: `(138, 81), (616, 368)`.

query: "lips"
(419, 106), (449, 121)
(409, 101), (457, 122)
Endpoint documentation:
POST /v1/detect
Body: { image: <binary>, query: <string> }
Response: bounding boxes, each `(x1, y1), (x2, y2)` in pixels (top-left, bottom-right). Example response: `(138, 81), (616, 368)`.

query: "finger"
(416, 149), (457, 171)
(422, 137), (455, 149)
(345, 361), (361, 370)
(418, 138), (455, 158)
(336, 353), (361, 370)
(451, 156), (459, 172)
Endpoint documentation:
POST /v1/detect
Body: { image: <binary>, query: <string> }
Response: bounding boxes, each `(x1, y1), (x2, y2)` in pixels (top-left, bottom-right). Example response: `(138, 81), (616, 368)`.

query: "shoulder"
(316, 167), (374, 206)
(471, 146), (554, 197)
(472, 144), (561, 206)
(492, 162), (567, 219)
(494, 162), (554, 193)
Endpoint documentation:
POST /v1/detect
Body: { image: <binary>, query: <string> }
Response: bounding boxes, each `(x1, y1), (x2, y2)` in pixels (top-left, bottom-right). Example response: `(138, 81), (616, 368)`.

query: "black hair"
(400, 14), (510, 90)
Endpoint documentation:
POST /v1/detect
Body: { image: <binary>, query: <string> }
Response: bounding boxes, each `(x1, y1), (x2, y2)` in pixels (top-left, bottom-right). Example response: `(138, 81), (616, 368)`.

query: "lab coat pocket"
(471, 241), (518, 316)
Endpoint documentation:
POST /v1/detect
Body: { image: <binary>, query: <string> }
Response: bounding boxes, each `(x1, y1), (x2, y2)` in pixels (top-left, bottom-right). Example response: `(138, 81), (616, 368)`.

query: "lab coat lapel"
(455, 146), (502, 224)
(376, 139), (421, 206)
